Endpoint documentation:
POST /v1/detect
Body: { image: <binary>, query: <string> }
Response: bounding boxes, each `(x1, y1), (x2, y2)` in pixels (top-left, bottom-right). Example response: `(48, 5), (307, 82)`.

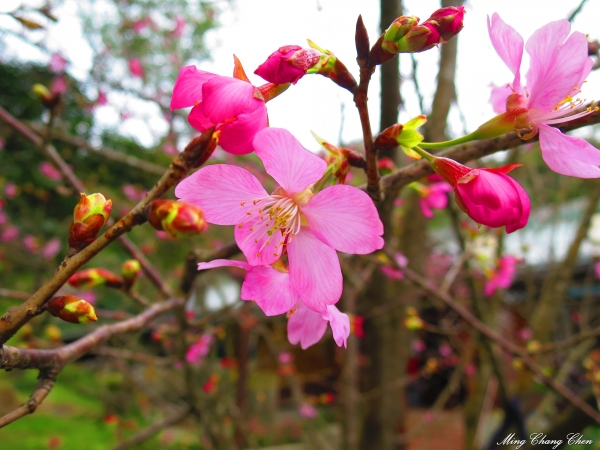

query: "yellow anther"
(254, 239), (258, 243)
(238, 224), (243, 229)
(240, 202), (245, 206)
(246, 212), (251, 215)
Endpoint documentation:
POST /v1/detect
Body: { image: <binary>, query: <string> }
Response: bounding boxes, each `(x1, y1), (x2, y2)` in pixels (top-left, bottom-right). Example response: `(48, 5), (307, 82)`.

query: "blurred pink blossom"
(78, 291), (97, 305)
(381, 252), (408, 280)
(4, 183), (18, 198)
(154, 230), (170, 240)
(163, 143), (179, 156)
(517, 327), (533, 341)
(278, 352), (293, 365)
(39, 162), (62, 181)
(0, 212), (7, 226)
(412, 340), (426, 353)
(49, 53), (67, 72)
(42, 237), (61, 259)
(439, 344), (453, 358)
(185, 334), (214, 366)
(50, 76), (68, 95)
(484, 255), (519, 296)
(1, 225), (19, 242)
(172, 16), (186, 37)
(595, 261), (600, 279)
(418, 182), (452, 218)
(0, 138), (4, 150)
(97, 90), (108, 106)
(23, 235), (39, 253)
(298, 403), (318, 419)
(128, 58), (144, 78)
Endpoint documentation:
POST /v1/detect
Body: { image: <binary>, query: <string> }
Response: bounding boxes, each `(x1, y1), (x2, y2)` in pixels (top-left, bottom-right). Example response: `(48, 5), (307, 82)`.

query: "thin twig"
(112, 408), (190, 450)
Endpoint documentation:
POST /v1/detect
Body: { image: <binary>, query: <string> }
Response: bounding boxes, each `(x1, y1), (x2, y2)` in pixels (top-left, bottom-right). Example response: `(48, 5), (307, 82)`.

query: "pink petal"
(170, 66), (218, 110)
(287, 301), (328, 349)
(489, 83), (513, 114)
(197, 259), (251, 271)
(538, 124), (600, 178)
(288, 227), (342, 312)
(527, 28), (591, 112)
(241, 266), (298, 316)
(253, 128), (327, 194)
(419, 197), (434, 218)
(188, 104), (215, 132)
(487, 14), (523, 90)
(302, 184), (384, 254)
(234, 215), (283, 266)
(322, 305), (350, 348)
(201, 76), (261, 124)
(175, 164), (268, 225)
(217, 105), (268, 155)
(455, 170), (530, 233)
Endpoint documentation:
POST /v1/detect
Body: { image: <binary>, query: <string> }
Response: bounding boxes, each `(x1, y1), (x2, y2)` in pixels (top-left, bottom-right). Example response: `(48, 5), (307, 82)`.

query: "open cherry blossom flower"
(170, 64), (268, 155)
(486, 14), (600, 178)
(197, 258), (350, 349)
(178, 128), (384, 311)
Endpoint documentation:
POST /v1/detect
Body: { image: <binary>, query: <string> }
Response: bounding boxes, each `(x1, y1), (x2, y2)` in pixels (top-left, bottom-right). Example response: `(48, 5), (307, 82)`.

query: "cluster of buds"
(121, 259), (141, 290)
(369, 6), (465, 66)
(374, 115), (427, 159)
(68, 268), (123, 289)
(304, 40), (357, 93)
(46, 295), (98, 324)
(68, 193), (112, 253)
(146, 200), (207, 238)
(403, 306), (424, 330)
(312, 132), (365, 184)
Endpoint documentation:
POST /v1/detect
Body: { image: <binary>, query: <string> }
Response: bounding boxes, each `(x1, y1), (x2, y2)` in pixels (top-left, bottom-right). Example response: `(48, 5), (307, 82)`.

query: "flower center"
(237, 189), (309, 256)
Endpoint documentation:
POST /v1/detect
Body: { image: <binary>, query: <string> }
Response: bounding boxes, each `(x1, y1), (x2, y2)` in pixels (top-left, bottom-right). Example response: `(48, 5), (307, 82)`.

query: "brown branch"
(354, 15), (380, 201)
(378, 107), (600, 196)
(0, 368), (59, 428)
(399, 263), (600, 424)
(0, 297), (183, 371)
(28, 123), (166, 176)
(111, 407), (191, 450)
(91, 346), (172, 365)
(0, 124), (216, 345)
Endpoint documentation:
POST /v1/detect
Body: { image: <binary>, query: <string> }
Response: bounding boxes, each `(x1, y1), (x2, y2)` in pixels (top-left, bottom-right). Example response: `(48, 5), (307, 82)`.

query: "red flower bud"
(121, 259), (141, 290)
(306, 40), (357, 93)
(146, 200), (207, 238)
(47, 295), (98, 324)
(68, 268), (123, 289)
(68, 193), (112, 252)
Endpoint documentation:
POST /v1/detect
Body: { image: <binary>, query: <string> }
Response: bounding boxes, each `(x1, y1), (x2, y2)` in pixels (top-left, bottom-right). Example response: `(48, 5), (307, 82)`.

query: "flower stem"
(411, 146), (435, 163)
(419, 132), (478, 150)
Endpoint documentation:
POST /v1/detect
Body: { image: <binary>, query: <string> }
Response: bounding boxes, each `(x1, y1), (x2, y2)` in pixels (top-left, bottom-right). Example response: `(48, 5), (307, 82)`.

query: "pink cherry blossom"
(49, 53), (67, 72)
(595, 261), (600, 279)
(298, 403), (318, 419)
(50, 76), (68, 95)
(186, 334), (214, 366)
(254, 45), (321, 85)
(170, 65), (268, 155)
(172, 16), (186, 37)
(488, 14), (600, 178)
(196, 259), (351, 349)
(177, 127), (384, 311)
(42, 237), (61, 259)
(484, 255), (519, 296)
(78, 291), (97, 305)
(432, 157), (530, 233)
(23, 235), (39, 253)
(1, 225), (19, 242)
(129, 58), (144, 78)
(278, 352), (293, 364)
(416, 181), (452, 218)
(380, 252), (408, 280)
(39, 162), (61, 181)
(4, 183), (18, 199)
(163, 143), (179, 156)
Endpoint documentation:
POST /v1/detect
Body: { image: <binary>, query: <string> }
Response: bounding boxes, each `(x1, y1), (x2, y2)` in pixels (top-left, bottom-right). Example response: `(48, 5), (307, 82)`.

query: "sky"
(1, 0), (599, 151)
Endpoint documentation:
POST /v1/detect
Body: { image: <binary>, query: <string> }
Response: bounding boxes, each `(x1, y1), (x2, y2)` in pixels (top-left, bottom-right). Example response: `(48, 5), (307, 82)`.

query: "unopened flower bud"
(32, 82), (61, 110)
(68, 193), (112, 252)
(68, 268), (123, 289)
(374, 115), (426, 159)
(146, 200), (207, 238)
(121, 259), (141, 290)
(370, 7), (464, 65)
(404, 315), (424, 330)
(312, 132), (364, 183)
(47, 295), (98, 324)
(255, 45), (321, 85)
